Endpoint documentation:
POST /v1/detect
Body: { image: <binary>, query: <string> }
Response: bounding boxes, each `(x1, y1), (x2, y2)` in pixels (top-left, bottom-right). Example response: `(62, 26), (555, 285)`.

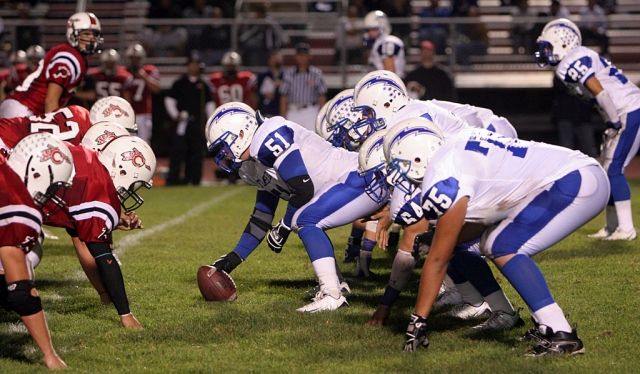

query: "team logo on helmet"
(102, 104), (130, 119)
(40, 144), (71, 164)
(121, 148), (151, 170)
(96, 130), (117, 145)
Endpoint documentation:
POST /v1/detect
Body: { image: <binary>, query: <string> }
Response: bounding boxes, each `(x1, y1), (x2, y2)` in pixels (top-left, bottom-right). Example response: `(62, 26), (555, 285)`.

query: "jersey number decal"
(400, 200), (423, 225)
(265, 132), (291, 157)
(96, 81), (123, 98)
(131, 78), (146, 101)
(465, 137), (528, 158)
(29, 107), (80, 141)
(15, 59), (44, 92)
(217, 84), (244, 104)
(567, 60), (589, 82)
(422, 187), (452, 217)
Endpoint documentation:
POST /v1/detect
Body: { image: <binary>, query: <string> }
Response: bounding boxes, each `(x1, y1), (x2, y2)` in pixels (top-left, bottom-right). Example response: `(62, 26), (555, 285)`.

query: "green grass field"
(2, 181), (640, 373)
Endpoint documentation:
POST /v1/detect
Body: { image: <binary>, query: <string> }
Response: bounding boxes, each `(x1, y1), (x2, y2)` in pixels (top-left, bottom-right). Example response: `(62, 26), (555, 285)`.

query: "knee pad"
(7, 279), (42, 316)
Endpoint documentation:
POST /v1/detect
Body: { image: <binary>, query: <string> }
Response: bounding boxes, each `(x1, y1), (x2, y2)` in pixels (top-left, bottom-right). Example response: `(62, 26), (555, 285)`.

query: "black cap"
(295, 43), (310, 55)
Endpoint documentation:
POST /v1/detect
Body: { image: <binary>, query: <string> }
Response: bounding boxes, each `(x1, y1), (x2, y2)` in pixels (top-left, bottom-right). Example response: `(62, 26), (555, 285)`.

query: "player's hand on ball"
(404, 313), (429, 352)
(267, 219), (291, 253)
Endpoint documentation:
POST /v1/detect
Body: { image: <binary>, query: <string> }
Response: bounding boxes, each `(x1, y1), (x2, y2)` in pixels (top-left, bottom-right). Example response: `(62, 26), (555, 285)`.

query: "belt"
(289, 103), (318, 110)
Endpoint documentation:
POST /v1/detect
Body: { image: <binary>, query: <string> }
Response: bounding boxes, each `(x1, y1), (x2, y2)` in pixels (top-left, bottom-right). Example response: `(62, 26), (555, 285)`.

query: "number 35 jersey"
(420, 128), (599, 225)
(250, 116), (358, 190)
(556, 46), (640, 116)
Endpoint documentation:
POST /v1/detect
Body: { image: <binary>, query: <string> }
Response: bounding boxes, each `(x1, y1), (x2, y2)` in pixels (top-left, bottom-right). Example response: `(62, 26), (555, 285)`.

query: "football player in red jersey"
(0, 50), (27, 99)
(209, 51), (258, 109)
(42, 135), (156, 330)
(89, 48), (133, 100)
(123, 44), (160, 144)
(0, 12), (103, 118)
(0, 133), (73, 369)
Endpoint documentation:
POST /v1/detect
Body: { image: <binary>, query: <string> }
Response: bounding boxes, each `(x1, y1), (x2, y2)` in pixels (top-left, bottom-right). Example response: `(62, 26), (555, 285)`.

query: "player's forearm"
(72, 238), (108, 296)
(87, 242), (131, 315)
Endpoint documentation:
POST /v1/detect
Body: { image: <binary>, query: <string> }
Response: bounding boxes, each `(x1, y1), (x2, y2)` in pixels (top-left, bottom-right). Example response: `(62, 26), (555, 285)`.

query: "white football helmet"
(535, 18), (581, 67)
(81, 122), (129, 151)
(353, 70), (409, 136)
(66, 12), (103, 55)
(363, 10), (391, 41)
(125, 43), (146, 65)
(9, 50), (27, 65)
(221, 51), (242, 67)
(314, 100), (332, 140)
(357, 129), (389, 204)
(100, 48), (120, 76)
(90, 96), (137, 133)
(383, 117), (444, 192)
(25, 45), (45, 70)
(205, 102), (258, 172)
(99, 136), (156, 212)
(326, 89), (362, 151)
(6, 133), (74, 214)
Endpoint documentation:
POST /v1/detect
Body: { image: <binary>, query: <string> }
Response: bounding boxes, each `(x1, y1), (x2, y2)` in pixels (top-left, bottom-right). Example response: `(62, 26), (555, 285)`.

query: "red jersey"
(44, 144), (121, 243)
(89, 66), (133, 100)
(0, 157), (42, 253)
(125, 65), (159, 115)
(0, 105), (92, 149)
(6, 63), (32, 89)
(7, 44), (88, 115)
(209, 71), (256, 106)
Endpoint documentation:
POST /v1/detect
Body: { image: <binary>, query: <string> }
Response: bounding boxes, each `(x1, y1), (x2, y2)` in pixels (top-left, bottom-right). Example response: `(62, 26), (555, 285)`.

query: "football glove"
(412, 228), (435, 261)
(403, 313), (429, 352)
(606, 120), (622, 130)
(267, 219), (291, 253)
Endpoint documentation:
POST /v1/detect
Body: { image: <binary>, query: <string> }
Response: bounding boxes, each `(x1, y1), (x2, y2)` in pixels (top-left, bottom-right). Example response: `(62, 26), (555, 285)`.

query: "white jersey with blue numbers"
(387, 99), (470, 140)
(369, 34), (406, 79)
(556, 46), (640, 118)
(420, 127), (600, 225)
(431, 99), (518, 139)
(390, 187), (423, 225)
(239, 161), (292, 200)
(250, 116), (358, 191)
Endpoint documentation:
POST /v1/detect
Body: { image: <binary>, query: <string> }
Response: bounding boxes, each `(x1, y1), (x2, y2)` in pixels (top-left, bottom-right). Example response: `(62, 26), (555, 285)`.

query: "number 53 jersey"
(420, 128), (600, 225)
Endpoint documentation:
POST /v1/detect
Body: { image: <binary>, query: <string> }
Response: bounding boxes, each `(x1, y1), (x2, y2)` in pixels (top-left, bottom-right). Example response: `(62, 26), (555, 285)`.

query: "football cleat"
(524, 326), (585, 357)
(587, 226), (612, 238)
(516, 317), (544, 342)
(437, 301), (491, 319)
(473, 309), (524, 331)
(601, 227), (637, 241)
(433, 283), (463, 308)
(387, 231), (400, 249)
(297, 288), (348, 313)
(307, 282), (352, 300)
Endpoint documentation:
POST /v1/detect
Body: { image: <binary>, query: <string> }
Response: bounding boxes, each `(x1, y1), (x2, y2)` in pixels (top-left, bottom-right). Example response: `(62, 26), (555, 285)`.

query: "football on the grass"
(197, 266), (237, 302)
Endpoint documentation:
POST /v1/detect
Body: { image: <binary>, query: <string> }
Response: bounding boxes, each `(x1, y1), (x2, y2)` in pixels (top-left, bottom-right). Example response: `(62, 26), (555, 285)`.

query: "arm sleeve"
(86, 242), (130, 315)
(165, 96), (179, 120)
(233, 190), (280, 259)
(594, 90), (620, 124)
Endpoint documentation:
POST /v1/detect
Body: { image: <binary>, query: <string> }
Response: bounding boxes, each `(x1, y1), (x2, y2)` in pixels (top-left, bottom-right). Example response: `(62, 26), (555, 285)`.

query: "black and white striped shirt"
(279, 66), (327, 105)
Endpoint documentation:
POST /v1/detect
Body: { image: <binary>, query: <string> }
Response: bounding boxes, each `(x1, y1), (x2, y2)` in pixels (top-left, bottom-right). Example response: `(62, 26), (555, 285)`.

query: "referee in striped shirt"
(279, 43), (327, 131)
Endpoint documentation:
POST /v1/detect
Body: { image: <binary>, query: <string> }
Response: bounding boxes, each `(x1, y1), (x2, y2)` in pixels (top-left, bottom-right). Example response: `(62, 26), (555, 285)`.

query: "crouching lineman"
(205, 102), (385, 312)
(384, 118), (608, 355)
(0, 133), (74, 369)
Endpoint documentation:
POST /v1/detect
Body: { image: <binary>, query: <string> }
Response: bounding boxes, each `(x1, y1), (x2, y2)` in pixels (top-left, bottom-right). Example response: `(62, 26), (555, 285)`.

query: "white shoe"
(602, 227), (637, 241)
(473, 309), (523, 330)
(437, 301), (491, 319)
(306, 282), (351, 299)
(297, 289), (348, 313)
(434, 286), (463, 308)
(587, 227), (612, 238)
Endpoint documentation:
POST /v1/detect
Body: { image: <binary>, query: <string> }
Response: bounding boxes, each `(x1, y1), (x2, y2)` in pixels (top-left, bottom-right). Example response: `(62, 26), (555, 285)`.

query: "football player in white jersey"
(205, 102), (386, 313)
(363, 11), (406, 78)
(536, 18), (640, 241)
(384, 118), (609, 356)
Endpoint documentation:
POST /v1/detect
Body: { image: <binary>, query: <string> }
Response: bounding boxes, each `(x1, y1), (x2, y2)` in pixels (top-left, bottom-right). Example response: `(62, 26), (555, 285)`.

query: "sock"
(500, 254), (554, 312)
(358, 238), (376, 276)
(350, 227), (365, 240)
(233, 233), (260, 259)
(312, 257), (341, 293)
(391, 224), (401, 233)
(380, 285), (402, 307)
(388, 249), (416, 291)
(614, 200), (634, 232)
(605, 203), (618, 231)
(443, 274), (456, 289)
(450, 250), (501, 297)
(532, 303), (572, 333)
(484, 290), (515, 314)
(298, 226), (334, 261)
(334, 258), (345, 283)
(454, 281), (484, 307)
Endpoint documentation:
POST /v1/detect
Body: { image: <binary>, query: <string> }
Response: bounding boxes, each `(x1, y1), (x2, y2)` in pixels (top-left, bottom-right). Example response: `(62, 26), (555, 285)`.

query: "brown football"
(197, 266), (237, 302)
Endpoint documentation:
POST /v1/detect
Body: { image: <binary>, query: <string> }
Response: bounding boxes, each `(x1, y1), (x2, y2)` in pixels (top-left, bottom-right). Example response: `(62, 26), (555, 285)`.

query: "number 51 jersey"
(420, 128), (600, 225)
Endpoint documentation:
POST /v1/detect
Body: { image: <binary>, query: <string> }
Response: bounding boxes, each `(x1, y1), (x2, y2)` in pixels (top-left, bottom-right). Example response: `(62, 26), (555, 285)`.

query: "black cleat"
(524, 326), (585, 357)
(387, 231), (400, 249)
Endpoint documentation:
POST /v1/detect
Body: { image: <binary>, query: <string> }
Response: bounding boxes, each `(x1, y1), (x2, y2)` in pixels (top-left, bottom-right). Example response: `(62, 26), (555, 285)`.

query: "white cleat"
(434, 286), (463, 308)
(602, 227), (637, 241)
(473, 309), (523, 331)
(587, 227), (612, 239)
(437, 301), (491, 319)
(297, 288), (349, 313)
(42, 227), (59, 240)
(306, 282), (351, 299)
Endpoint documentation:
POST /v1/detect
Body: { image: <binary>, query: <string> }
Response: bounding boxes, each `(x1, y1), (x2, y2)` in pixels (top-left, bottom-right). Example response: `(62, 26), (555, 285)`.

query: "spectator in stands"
(238, 4), (289, 66)
(142, 0), (188, 57)
(598, 0), (616, 15)
(164, 53), (214, 186)
(124, 43), (161, 145)
(385, 0), (412, 44)
(254, 50), (285, 117)
(454, 6), (489, 65)
(551, 75), (598, 158)
(404, 40), (456, 101)
(451, 0), (479, 17)
(579, 0), (609, 55)
(279, 43), (328, 131)
(511, 0), (537, 54)
(336, 4), (366, 65)
(418, 0), (451, 55)
(548, 0), (571, 19)
(183, 0), (213, 55)
(199, 6), (230, 66)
